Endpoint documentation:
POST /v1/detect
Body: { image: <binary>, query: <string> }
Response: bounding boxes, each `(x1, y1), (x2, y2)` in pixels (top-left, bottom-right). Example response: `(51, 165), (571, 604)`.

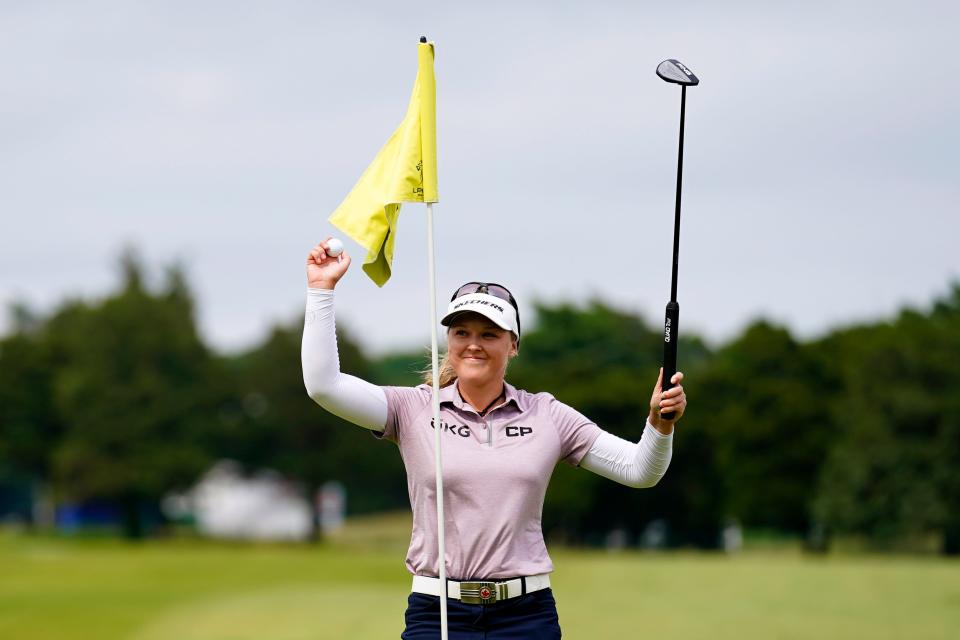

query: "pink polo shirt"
(375, 381), (602, 580)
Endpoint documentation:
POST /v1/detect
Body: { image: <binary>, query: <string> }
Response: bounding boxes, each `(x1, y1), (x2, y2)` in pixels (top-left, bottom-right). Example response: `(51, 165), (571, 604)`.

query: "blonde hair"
(421, 352), (459, 388)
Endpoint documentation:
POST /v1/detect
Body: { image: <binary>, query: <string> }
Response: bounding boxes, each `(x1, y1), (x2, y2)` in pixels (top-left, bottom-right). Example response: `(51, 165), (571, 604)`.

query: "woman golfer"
(302, 239), (686, 639)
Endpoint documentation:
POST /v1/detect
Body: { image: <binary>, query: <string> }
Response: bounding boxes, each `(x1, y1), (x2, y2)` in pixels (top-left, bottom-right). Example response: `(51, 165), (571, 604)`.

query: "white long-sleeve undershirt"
(302, 288), (673, 489)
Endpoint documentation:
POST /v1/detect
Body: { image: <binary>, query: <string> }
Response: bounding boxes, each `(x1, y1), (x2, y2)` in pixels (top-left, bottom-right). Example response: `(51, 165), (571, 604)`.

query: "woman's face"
(447, 313), (518, 388)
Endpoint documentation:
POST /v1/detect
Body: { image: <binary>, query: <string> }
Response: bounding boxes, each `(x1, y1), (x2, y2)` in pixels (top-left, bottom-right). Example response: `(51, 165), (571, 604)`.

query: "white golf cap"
(440, 292), (520, 337)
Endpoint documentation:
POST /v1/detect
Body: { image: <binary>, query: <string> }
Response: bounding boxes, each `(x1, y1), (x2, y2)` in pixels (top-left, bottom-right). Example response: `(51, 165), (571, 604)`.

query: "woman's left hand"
(649, 368), (686, 435)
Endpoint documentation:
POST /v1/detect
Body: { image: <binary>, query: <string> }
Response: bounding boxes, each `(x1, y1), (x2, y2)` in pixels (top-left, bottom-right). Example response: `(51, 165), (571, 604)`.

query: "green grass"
(1, 514), (958, 639)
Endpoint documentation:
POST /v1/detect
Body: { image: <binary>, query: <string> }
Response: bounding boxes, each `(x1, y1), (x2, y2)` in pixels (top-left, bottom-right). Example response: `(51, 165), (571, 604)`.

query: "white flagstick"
(425, 202), (448, 639)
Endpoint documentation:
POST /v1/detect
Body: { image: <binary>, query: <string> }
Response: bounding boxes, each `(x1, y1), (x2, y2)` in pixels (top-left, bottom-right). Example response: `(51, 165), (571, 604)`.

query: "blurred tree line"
(0, 255), (958, 554)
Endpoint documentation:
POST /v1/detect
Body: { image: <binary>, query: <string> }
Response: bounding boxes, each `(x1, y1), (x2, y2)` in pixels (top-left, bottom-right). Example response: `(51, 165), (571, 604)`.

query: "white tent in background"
(163, 460), (313, 541)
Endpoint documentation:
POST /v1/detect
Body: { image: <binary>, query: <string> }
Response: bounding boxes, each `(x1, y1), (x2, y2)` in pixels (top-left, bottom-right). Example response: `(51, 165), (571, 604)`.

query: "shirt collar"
(438, 382), (460, 407)
(438, 380), (527, 414)
(502, 381), (526, 413)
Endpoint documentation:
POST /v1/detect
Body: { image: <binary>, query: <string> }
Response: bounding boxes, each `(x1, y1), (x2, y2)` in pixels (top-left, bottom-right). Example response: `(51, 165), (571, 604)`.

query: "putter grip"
(661, 301), (679, 420)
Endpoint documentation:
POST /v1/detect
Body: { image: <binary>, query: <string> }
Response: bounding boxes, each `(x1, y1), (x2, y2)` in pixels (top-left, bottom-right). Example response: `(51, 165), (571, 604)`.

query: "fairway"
(1, 517), (957, 640)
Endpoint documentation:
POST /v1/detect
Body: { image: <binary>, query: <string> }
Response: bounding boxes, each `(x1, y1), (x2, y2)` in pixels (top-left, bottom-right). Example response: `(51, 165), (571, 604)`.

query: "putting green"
(2, 521), (958, 640)
(130, 585), (404, 640)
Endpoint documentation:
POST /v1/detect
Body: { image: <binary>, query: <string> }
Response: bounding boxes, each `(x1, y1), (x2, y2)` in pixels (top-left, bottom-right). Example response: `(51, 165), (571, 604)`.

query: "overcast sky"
(2, 1), (958, 355)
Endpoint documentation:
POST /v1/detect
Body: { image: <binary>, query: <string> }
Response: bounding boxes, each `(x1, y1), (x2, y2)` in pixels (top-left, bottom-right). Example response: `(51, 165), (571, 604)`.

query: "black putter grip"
(660, 301), (679, 420)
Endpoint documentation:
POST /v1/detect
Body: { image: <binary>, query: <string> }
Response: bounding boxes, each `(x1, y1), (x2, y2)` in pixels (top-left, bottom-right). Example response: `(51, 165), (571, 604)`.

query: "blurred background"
(1, 1), (958, 638)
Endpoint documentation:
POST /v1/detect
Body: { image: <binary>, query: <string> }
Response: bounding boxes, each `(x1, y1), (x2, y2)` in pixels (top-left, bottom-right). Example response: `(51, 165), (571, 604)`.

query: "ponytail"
(421, 352), (458, 387)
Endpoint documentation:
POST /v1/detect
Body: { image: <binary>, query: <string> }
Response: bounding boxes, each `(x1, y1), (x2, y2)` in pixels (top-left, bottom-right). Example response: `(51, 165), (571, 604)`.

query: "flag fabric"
(329, 42), (438, 286)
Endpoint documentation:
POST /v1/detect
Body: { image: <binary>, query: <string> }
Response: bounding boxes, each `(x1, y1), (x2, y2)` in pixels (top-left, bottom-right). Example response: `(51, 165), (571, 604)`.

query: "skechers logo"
(430, 418), (470, 438)
(506, 425), (533, 437)
(452, 299), (505, 313)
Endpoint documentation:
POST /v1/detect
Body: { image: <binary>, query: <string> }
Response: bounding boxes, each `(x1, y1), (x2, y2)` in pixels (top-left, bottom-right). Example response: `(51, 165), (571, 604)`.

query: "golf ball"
(325, 238), (344, 257)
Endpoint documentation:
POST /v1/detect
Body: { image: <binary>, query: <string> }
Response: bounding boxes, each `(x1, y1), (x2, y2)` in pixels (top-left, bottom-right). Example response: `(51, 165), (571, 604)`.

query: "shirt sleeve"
(548, 396), (604, 466)
(376, 385), (432, 444)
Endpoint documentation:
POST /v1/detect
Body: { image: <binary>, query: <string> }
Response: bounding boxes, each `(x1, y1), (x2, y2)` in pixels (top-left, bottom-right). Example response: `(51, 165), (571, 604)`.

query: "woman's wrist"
(648, 413), (675, 436)
(308, 279), (337, 290)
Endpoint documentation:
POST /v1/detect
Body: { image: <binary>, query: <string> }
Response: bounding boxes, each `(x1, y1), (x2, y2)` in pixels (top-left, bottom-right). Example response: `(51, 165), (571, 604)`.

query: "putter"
(656, 59), (698, 419)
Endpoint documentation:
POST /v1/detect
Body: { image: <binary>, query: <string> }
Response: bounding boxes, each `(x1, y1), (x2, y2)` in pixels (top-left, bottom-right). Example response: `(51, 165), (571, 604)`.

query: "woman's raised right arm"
(301, 240), (388, 431)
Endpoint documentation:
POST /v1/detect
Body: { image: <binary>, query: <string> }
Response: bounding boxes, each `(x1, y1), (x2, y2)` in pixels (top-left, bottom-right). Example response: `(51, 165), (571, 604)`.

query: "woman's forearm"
(301, 288), (388, 431)
(579, 422), (673, 488)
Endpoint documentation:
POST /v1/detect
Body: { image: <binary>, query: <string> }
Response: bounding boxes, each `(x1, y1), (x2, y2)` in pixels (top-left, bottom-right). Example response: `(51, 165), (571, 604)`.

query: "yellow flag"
(329, 41), (438, 286)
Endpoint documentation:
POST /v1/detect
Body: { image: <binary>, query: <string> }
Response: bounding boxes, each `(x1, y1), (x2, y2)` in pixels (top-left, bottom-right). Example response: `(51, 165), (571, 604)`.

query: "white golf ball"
(325, 238), (344, 257)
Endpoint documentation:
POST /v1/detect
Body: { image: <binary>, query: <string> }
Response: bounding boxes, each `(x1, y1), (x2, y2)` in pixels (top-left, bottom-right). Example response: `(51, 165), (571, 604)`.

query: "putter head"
(656, 59), (699, 86)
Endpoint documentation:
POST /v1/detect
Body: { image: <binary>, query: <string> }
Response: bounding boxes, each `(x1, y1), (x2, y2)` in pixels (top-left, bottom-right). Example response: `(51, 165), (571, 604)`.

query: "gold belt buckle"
(459, 581), (501, 605)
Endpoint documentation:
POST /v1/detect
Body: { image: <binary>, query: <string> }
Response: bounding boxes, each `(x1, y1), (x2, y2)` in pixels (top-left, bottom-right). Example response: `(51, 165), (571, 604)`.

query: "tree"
(813, 285), (960, 553)
(46, 254), (225, 538)
(696, 321), (836, 536)
(0, 308), (62, 524)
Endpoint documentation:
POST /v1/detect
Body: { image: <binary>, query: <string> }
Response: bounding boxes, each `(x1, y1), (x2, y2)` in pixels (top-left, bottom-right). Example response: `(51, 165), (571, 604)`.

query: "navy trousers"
(401, 588), (562, 639)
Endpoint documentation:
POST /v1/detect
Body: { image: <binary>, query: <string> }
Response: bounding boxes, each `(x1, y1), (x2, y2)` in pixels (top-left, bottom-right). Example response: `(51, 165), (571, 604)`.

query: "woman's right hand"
(307, 237), (352, 289)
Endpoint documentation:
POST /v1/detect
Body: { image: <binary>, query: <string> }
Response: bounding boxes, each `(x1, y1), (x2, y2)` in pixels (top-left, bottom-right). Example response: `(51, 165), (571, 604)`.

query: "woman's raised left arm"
(579, 423), (673, 488)
(579, 370), (686, 487)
